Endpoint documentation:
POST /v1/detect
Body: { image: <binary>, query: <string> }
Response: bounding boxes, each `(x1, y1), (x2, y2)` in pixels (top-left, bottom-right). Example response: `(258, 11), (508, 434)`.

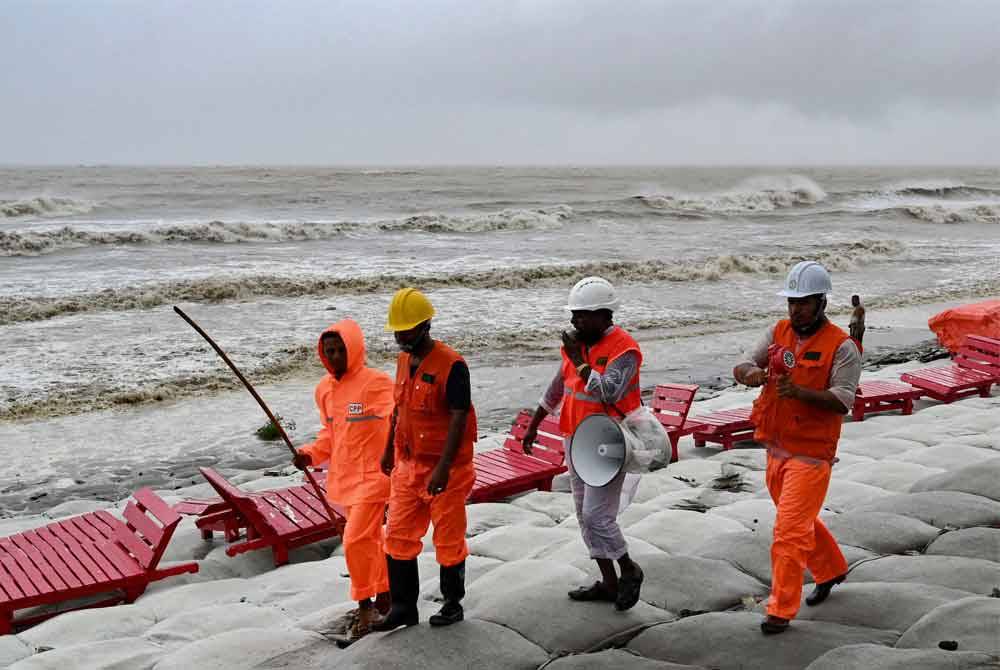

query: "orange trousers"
(765, 455), (848, 620)
(343, 502), (390, 601)
(384, 457), (475, 567)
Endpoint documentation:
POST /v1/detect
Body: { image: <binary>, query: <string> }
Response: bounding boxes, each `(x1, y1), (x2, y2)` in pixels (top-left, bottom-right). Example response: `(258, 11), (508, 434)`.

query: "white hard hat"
(565, 276), (621, 312)
(778, 261), (832, 298)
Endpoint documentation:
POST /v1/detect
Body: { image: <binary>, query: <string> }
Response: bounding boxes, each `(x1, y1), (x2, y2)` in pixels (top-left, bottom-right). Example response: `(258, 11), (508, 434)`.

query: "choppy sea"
(2, 166), (998, 513)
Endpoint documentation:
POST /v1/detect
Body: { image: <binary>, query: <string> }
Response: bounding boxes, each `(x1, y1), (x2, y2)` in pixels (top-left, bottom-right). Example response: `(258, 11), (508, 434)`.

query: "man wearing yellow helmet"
(373, 288), (478, 631)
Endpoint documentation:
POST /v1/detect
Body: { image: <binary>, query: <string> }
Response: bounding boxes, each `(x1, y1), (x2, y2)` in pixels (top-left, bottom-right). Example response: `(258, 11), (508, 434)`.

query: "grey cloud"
(1, 0), (998, 164)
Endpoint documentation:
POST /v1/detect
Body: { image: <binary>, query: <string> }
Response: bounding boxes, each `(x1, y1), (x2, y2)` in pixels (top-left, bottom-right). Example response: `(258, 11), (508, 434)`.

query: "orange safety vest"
(394, 340), (477, 464)
(750, 319), (853, 462)
(559, 326), (643, 434)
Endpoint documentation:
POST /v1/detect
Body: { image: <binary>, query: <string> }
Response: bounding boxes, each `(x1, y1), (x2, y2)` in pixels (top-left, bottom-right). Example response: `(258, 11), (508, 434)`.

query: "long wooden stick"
(173, 305), (336, 520)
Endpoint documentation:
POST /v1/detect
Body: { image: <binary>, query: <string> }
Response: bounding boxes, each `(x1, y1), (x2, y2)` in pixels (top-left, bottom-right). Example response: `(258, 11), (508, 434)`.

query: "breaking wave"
(635, 175), (827, 214)
(0, 196), (98, 219)
(0, 239), (903, 324)
(881, 180), (1000, 200)
(0, 312), (744, 422)
(8, 272), (1000, 422)
(900, 204), (1000, 225)
(0, 206), (574, 257)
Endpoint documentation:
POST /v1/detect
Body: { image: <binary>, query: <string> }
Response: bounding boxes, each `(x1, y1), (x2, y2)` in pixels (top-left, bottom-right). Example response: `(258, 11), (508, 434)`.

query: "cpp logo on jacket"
(348, 403), (364, 416)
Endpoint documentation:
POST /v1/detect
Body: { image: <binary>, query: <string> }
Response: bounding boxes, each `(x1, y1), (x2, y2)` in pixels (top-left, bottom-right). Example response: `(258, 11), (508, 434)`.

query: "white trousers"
(567, 445), (630, 560)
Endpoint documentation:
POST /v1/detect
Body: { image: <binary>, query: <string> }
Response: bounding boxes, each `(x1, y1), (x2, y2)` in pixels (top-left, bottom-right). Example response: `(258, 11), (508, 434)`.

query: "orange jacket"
(394, 341), (477, 465)
(750, 319), (852, 462)
(299, 319), (393, 506)
(559, 326), (643, 434)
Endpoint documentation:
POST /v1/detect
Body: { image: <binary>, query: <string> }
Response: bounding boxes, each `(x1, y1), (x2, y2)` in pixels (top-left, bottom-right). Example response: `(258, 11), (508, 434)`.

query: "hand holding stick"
(173, 306), (336, 520)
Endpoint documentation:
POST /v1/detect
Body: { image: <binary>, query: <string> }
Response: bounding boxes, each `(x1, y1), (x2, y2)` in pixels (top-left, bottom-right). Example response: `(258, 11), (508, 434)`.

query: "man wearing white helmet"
(733, 261), (862, 635)
(521, 276), (645, 612)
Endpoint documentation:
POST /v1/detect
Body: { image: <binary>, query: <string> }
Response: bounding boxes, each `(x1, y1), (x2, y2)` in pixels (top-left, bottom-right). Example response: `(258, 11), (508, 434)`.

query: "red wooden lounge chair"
(468, 410), (567, 503)
(175, 466), (332, 543)
(689, 407), (755, 451)
(852, 380), (923, 421)
(194, 467), (346, 566)
(649, 383), (703, 462)
(1, 488), (198, 634)
(899, 335), (1000, 404)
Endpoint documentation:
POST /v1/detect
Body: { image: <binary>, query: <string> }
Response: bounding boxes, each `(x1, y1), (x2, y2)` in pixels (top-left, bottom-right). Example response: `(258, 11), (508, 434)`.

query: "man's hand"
(744, 367), (767, 387)
(521, 426), (537, 455)
(561, 330), (583, 364)
(292, 452), (312, 471)
(380, 448), (395, 476)
(777, 374), (800, 399)
(427, 463), (450, 495)
(734, 364), (766, 387)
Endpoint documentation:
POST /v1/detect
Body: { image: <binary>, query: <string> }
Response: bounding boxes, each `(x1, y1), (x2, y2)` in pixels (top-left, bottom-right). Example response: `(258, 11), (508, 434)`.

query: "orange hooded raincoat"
(299, 319), (393, 601)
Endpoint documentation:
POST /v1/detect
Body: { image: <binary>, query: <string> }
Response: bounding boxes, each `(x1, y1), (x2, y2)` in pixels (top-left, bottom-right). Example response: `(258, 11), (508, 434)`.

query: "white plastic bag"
(620, 405), (671, 474)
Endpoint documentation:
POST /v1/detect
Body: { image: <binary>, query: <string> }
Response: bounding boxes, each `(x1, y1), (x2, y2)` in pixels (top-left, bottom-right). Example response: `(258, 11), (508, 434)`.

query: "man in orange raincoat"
(293, 318), (394, 642)
(373, 288), (477, 631)
(734, 261), (861, 635)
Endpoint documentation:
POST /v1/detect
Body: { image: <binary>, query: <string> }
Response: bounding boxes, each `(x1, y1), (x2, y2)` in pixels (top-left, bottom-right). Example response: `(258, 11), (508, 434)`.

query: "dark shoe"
(568, 581), (617, 602)
(429, 600), (464, 626)
(760, 615), (790, 635)
(615, 564), (644, 611)
(371, 556), (420, 632)
(429, 561), (466, 627)
(806, 573), (846, 607)
(335, 609), (381, 648)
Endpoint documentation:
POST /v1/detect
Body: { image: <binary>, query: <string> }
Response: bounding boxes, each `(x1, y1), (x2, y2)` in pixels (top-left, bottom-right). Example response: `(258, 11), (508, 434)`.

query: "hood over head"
(317, 318), (366, 378)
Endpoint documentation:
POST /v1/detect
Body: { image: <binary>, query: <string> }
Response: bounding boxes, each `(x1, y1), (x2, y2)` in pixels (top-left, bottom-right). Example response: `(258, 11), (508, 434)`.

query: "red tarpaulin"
(928, 299), (1000, 353)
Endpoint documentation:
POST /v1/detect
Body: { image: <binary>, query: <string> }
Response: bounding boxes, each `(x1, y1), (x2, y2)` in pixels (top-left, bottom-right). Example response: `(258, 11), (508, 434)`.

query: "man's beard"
(398, 328), (429, 353)
(792, 311), (828, 337)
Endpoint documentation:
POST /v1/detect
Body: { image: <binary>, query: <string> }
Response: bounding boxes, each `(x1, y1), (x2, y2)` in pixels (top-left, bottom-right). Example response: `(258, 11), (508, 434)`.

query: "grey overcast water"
(1, 166), (998, 513)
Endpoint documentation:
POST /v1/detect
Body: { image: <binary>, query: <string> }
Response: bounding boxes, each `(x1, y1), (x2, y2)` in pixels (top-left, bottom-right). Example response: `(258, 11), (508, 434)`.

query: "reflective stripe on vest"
(345, 415), (383, 423)
(559, 327), (643, 434)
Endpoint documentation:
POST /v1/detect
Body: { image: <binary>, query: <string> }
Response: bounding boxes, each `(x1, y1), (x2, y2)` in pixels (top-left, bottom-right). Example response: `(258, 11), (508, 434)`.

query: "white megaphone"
(570, 413), (643, 487)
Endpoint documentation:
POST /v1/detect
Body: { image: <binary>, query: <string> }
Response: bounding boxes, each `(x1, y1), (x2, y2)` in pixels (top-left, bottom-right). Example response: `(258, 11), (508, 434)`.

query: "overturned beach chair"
(0, 489), (198, 634)
(852, 380), (923, 421)
(650, 383), (703, 462)
(469, 410), (567, 503)
(186, 467), (346, 567)
(688, 407), (755, 451)
(899, 335), (1000, 404)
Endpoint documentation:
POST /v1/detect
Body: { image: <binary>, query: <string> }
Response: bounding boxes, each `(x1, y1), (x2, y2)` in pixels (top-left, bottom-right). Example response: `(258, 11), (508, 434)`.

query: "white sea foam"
(0, 239), (903, 325)
(0, 206), (574, 256)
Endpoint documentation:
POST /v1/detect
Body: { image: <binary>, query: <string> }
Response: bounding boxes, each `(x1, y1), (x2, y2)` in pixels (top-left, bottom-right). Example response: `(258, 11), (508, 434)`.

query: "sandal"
(568, 581), (617, 602)
(615, 564), (644, 611)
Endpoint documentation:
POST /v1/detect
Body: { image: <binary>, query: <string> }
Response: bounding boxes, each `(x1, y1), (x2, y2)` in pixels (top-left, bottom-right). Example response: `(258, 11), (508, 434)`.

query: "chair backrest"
(114, 488), (183, 571)
(199, 467), (277, 537)
(650, 383), (699, 431)
(504, 409), (566, 465)
(955, 335), (1000, 377)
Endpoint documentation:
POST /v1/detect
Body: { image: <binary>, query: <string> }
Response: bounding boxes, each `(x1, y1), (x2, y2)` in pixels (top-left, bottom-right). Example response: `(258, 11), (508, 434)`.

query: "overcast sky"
(3, 0), (998, 165)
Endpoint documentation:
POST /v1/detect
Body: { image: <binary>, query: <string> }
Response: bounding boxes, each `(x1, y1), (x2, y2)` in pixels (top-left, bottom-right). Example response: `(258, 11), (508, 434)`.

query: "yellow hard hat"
(385, 287), (435, 332)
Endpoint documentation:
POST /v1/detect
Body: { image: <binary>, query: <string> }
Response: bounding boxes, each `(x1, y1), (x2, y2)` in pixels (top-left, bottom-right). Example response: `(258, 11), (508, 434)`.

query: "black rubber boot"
(371, 556), (419, 631)
(806, 573), (846, 607)
(429, 560), (465, 627)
